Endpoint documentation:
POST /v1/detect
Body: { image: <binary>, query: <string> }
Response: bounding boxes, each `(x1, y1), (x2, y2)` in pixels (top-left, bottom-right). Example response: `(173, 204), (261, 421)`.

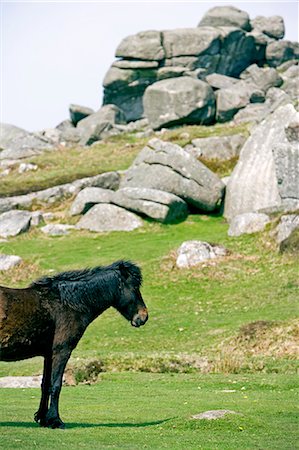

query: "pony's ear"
(118, 261), (130, 280)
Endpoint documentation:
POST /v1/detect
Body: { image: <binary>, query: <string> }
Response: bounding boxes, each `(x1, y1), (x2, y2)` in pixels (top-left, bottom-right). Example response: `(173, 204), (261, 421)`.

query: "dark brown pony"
(0, 260), (148, 429)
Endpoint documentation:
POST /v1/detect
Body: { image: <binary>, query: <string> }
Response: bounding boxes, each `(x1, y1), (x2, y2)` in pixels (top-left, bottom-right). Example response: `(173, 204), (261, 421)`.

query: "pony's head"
(114, 261), (148, 328)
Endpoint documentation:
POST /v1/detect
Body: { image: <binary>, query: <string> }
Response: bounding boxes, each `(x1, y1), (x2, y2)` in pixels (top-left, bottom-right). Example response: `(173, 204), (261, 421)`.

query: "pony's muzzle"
(131, 308), (148, 328)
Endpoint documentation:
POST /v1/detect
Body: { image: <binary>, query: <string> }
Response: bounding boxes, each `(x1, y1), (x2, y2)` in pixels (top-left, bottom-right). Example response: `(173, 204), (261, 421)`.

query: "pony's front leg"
(43, 346), (72, 429)
(34, 354), (52, 425)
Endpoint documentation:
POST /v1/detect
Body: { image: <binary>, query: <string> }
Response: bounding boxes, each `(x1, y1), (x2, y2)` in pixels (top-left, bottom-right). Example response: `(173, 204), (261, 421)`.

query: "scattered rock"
(120, 138), (225, 212)
(228, 212), (271, 236)
(0, 254), (22, 270)
(76, 204), (143, 232)
(143, 77), (216, 130)
(112, 187), (188, 223)
(41, 224), (75, 236)
(176, 240), (229, 268)
(70, 187), (115, 216)
(0, 210), (31, 238)
(192, 410), (238, 420)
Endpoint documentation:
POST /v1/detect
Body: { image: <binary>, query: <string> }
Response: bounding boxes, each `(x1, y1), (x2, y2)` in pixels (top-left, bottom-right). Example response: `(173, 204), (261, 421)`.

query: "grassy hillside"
(0, 122), (298, 448)
(0, 122), (249, 197)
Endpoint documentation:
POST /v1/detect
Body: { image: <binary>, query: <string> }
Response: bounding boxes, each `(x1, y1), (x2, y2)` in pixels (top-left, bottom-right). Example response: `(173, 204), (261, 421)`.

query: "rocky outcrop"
(224, 104), (299, 220)
(250, 15), (285, 39)
(120, 138), (225, 212)
(143, 77), (215, 129)
(76, 204), (143, 232)
(266, 40), (299, 67)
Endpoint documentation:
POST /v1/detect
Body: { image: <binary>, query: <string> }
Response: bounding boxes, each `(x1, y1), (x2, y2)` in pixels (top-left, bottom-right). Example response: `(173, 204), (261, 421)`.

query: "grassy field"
(0, 122), (298, 448)
(0, 373), (298, 449)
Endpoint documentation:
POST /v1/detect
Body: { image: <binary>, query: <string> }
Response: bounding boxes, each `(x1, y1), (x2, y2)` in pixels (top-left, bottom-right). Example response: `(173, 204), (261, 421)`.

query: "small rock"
(18, 163), (38, 174)
(0, 254), (22, 270)
(30, 211), (44, 226)
(192, 410), (238, 420)
(285, 114), (299, 142)
(0, 169), (10, 177)
(41, 224), (75, 236)
(176, 240), (229, 269)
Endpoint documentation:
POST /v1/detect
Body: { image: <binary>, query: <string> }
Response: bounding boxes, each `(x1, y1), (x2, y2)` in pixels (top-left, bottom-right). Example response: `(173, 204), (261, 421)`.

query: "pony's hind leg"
(34, 354), (52, 425)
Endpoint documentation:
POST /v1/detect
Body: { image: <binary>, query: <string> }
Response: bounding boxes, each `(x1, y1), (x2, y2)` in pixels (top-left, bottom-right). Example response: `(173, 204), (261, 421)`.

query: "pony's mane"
(30, 260), (142, 289)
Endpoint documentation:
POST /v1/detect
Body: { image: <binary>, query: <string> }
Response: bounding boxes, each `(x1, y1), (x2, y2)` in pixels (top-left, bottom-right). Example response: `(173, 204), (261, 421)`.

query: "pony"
(0, 260), (148, 428)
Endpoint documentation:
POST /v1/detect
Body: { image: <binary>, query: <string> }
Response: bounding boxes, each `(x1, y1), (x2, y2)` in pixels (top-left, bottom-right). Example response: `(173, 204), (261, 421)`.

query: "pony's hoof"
(34, 410), (47, 424)
(42, 415), (65, 429)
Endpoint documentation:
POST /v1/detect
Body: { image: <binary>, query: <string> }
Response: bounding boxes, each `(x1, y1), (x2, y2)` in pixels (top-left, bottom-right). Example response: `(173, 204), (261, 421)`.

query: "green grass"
(0, 122), (249, 197)
(0, 215), (298, 376)
(0, 373), (298, 449)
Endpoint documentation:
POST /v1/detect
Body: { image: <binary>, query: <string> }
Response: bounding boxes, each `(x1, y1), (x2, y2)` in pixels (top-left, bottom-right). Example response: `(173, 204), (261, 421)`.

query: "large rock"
(280, 63), (299, 101)
(190, 134), (246, 161)
(266, 40), (299, 67)
(0, 123), (28, 149)
(176, 240), (229, 268)
(77, 105), (126, 145)
(0, 133), (53, 160)
(198, 6), (251, 31)
(250, 15), (285, 39)
(215, 28), (256, 77)
(224, 104), (298, 220)
(103, 67), (157, 122)
(69, 104), (94, 126)
(76, 204), (143, 232)
(143, 77), (215, 129)
(228, 212), (271, 236)
(0, 254), (22, 270)
(70, 187), (115, 216)
(163, 27), (220, 59)
(112, 187), (188, 223)
(205, 73), (239, 90)
(0, 210), (31, 238)
(115, 30), (165, 61)
(120, 138), (224, 212)
(216, 80), (265, 122)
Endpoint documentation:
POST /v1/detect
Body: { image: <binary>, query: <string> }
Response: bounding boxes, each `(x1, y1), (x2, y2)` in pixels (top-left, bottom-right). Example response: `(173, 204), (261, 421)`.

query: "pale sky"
(1, 1), (298, 132)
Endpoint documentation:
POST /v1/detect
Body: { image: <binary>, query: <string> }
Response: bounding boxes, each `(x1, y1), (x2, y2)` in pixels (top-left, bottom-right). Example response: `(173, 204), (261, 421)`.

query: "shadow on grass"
(0, 418), (172, 429)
